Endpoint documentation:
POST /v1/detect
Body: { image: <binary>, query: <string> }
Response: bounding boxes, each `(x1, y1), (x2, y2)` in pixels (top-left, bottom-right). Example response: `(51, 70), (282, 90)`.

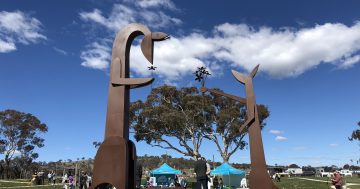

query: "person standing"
(135, 161), (143, 189)
(213, 176), (219, 189)
(218, 178), (223, 189)
(331, 171), (343, 189)
(79, 172), (88, 189)
(240, 177), (247, 188)
(275, 173), (281, 182)
(52, 171), (56, 185)
(68, 174), (74, 189)
(194, 157), (208, 189)
(48, 171), (53, 185)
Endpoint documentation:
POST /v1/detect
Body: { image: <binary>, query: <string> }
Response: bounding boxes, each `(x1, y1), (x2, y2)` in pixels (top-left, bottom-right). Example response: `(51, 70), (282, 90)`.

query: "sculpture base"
(249, 170), (279, 189)
(90, 137), (136, 189)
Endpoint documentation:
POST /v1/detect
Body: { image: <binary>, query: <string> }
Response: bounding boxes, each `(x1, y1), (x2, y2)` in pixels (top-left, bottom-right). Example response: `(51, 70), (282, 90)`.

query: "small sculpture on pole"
(91, 23), (169, 189)
(199, 65), (278, 189)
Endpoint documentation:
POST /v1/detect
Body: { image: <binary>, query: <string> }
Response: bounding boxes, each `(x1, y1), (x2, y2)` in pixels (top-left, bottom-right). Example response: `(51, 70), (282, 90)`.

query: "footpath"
(296, 177), (360, 189)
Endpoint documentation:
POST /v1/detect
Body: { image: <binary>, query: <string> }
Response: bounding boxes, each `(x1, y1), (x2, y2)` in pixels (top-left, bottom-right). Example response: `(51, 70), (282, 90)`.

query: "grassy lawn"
(274, 177), (360, 189)
(275, 178), (331, 189)
(2, 186), (63, 189)
(0, 180), (63, 189)
(2, 177), (359, 189)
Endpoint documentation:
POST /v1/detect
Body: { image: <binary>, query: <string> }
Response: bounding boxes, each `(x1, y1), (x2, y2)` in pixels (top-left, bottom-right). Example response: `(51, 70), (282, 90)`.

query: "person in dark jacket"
(213, 176), (219, 189)
(135, 161), (143, 189)
(79, 172), (88, 189)
(194, 157), (208, 189)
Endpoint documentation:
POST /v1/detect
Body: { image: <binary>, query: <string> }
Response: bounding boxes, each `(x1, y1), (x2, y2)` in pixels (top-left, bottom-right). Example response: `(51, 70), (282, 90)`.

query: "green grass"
(274, 177), (360, 189)
(2, 176), (360, 189)
(2, 186), (63, 189)
(0, 180), (63, 189)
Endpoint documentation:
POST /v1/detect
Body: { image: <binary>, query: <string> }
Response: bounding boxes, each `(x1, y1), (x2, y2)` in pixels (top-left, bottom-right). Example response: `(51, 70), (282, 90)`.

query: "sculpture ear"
(232, 70), (247, 85)
(141, 34), (153, 64)
(250, 64), (260, 78)
(152, 32), (169, 41)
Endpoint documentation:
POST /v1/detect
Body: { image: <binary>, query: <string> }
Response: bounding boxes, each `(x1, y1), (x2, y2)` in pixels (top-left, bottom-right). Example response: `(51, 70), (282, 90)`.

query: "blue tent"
(150, 163), (182, 175)
(150, 163), (182, 186)
(210, 163), (246, 188)
(210, 163), (245, 176)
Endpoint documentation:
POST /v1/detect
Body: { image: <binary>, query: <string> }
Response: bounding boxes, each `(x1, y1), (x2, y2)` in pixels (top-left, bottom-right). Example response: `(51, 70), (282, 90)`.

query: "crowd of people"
(45, 159), (345, 189)
(194, 157), (228, 189)
(62, 171), (91, 189)
(144, 175), (188, 188)
(31, 171), (45, 185)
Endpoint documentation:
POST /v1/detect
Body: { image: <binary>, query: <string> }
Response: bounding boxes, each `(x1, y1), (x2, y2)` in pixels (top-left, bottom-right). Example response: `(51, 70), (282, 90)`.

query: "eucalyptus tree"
(194, 67), (270, 162)
(130, 85), (214, 159)
(0, 109), (48, 178)
(205, 90), (269, 162)
(349, 121), (360, 141)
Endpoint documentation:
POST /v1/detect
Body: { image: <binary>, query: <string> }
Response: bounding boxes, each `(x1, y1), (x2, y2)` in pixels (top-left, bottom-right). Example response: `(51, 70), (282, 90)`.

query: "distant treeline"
(2, 154), (358, 180)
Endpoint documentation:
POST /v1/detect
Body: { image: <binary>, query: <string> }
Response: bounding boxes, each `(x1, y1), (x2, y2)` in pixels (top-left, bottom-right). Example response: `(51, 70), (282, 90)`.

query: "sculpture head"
(141, 32), (170, 64)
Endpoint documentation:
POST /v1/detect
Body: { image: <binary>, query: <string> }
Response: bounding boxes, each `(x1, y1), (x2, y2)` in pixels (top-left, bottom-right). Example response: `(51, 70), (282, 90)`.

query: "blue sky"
(0, 0), (359, 167)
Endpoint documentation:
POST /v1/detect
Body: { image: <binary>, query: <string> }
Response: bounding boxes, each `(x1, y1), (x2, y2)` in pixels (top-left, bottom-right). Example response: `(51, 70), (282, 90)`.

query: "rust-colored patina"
(91, 23), (168, 189)
(201, 65), (278, 189)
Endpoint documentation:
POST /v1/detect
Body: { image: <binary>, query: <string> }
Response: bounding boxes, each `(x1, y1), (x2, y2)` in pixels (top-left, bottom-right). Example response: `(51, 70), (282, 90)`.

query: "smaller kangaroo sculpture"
(90, 23), (168, 189)
(232, 65), (278, 189)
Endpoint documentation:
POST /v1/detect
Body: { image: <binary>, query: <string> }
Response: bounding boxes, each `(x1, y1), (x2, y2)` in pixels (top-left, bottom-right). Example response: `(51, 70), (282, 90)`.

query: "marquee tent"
(150, 163), (182, 186)
(210, 163), (246, 188)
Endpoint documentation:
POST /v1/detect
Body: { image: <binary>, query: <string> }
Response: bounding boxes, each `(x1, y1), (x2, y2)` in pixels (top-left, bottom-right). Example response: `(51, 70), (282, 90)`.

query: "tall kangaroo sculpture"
(232, 65), (278, 189)
(201, 65), (278, 189)
(91, 23), (169, 189)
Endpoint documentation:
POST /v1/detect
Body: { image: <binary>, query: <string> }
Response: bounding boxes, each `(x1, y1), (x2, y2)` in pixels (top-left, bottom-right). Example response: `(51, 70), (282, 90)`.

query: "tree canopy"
(288, 164), (300, 168)
(0, 109), (48, 178)
(130, 85), (213, 159)
(349, 121), (360, 141)
(130, 85), (270, 162)
(205, 88), (270, 162)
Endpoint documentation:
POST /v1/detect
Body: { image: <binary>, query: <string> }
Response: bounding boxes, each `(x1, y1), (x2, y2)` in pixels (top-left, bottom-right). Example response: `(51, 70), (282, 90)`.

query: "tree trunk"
(5, 158), (10, 179)
(221, 152), (230, 163)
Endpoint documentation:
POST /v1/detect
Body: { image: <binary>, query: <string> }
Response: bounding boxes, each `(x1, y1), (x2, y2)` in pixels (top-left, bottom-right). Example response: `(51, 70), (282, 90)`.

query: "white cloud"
(80, 41), (111, 70)
(79, 1), (182, 71)
(130, 34), (217, 81)
(0, 10), (46, 53)
(134, 0), (177, 10)
(79, 5), (136, 32)
(212, 22), (360, 78)
(269, 130), (284, 134)
(329, 143), (339, 147)
(79, 3), (181, 32)
(275, 136), (288, 141)
(53, 47), (68, 55)
(0, 39), (16, 53)
(80, 1), (360, 82)
(341, 54), (360, 68)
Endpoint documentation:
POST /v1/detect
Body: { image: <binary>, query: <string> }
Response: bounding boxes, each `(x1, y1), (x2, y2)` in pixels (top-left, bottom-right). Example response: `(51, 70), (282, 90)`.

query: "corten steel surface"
(201, 65), (278, 189)
(91, 23), (169, 189)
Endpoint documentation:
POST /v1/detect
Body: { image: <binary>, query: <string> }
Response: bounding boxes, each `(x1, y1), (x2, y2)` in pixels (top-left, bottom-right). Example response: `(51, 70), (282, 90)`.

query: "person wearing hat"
(331, 170), (343, 189)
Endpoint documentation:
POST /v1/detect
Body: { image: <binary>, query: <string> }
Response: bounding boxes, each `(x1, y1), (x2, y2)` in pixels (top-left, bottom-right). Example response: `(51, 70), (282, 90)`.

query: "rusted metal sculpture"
(201, 65), (278, 189)
(91, 23), (169, 189)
